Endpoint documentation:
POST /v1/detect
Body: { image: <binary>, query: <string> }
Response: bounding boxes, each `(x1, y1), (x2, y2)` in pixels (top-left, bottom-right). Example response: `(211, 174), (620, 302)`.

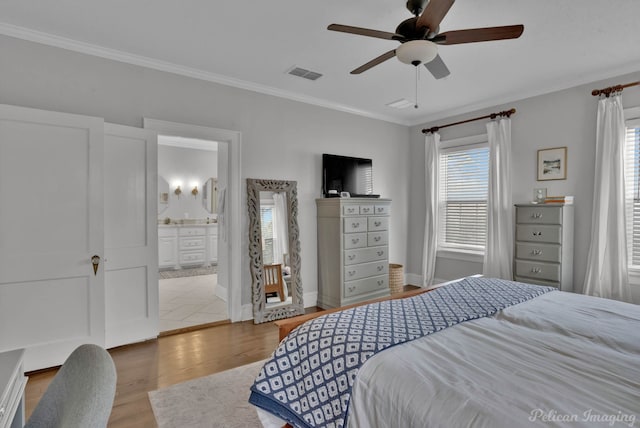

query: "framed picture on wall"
(537, 147), (567, 181)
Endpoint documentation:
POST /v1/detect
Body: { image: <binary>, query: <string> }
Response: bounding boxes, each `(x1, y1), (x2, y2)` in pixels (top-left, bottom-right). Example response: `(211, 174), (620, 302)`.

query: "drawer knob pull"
(349, 286), (355, 292)
(377, 208), (384, 212)
(531, 213), (543, 219)
(348, 255), (356, 260)
(530, 267), (542, 274)
(374, 236), (381, 242)
(348, 271), (356, 276)
(377, 265), (384, 271)
(377, 251), (384, 256)
(531, 249), (543, 256)
(352, 222), (360, 228)
(352, 238), (359, 244)
(362, 208), (370, 212)
(374, 221), (381, 227)
(532, 231), (542, 236)
(377, 280), (384, 286)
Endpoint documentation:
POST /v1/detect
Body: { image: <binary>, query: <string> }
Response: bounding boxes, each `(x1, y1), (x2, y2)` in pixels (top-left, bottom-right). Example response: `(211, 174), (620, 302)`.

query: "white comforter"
(347, 291), (640, 428)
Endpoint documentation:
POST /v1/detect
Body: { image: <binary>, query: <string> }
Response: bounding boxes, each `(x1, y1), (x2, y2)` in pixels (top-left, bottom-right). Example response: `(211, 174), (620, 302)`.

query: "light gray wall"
(157, 145), (217, 220)
(407, 70), (640, 299)
(0, 35), (410, 307)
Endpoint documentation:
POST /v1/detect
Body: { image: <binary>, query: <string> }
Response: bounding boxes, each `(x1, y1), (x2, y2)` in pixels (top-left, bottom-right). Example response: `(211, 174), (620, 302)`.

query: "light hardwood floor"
(25, 320), (285, 427)
(25, 286), (416, 427)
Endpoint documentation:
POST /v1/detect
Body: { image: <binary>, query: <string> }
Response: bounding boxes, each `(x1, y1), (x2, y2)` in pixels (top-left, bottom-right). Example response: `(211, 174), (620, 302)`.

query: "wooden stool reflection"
(264, 264), (286, 302)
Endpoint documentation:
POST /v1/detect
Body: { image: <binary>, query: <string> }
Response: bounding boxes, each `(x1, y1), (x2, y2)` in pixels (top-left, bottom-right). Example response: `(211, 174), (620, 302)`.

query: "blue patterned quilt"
(249, 277), (554, 428)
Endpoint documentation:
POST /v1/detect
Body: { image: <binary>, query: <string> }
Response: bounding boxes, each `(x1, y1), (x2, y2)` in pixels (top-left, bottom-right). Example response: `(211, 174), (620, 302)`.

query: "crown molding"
(407, 62), (640, 127)
(0, 22), (409, 126)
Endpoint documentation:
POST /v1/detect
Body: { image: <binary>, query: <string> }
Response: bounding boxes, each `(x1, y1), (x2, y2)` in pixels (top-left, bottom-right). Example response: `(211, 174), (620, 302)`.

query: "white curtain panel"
(483, 118), (514, 279)
(422, 133), (440, 287)
(272, 192), (289, 265)
(584, 95), (632, 302)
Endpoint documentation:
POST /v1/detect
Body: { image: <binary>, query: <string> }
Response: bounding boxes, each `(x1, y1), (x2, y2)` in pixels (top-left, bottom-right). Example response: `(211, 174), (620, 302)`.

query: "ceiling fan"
(328, 0), (524, 79)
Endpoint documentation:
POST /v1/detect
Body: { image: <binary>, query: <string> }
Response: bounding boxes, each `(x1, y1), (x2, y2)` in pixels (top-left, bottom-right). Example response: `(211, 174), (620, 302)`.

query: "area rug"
(149, 359), (265, 428)
(159, 265), (217, 279)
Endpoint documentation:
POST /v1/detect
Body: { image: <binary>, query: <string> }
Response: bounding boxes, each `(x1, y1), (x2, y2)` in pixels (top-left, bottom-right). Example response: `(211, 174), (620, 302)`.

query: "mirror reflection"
(202, 177), (218, 214)
(260, 191), (291, 307)
(247, 179), (303, 323)
(158, 176), (169, 214)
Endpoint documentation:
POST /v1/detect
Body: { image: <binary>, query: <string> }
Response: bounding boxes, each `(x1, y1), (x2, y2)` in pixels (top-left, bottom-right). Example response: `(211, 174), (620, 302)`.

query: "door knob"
(91, 255), (101, 276)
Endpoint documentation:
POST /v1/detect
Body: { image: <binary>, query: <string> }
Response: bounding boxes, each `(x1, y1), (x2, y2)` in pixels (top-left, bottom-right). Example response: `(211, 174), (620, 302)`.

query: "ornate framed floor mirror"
(247, 179), (304, 323)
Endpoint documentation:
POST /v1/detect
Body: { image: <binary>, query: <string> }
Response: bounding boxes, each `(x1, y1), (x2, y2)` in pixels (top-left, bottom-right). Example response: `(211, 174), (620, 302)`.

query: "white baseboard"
(215, 283), (228, 301)
(405, 273), (423, 287)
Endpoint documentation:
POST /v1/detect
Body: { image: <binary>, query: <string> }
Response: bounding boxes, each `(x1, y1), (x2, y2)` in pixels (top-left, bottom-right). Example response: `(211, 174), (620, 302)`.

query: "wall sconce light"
(174, 185), (182, 197)
(191, 186), (199, 197)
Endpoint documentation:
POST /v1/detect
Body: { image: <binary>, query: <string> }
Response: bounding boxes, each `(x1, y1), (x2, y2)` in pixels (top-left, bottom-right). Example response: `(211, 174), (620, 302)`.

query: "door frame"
(143, 119), (243, 322)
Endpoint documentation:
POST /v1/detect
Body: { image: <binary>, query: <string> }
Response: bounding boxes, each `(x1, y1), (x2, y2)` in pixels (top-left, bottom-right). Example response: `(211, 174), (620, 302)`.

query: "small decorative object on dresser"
(537, 147), (567, 181)
(514, 203), (574, 291)
(316, 198), (391, 308)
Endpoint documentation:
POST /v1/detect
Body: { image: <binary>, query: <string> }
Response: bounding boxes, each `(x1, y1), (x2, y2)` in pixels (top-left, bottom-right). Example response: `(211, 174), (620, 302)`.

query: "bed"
(248, 277), (640, 428)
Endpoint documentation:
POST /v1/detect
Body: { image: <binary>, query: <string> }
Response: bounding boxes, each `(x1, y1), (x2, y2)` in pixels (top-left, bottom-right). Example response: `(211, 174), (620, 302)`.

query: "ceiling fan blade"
(416, 0), (455, 33)
(328, 24), (404, 41)
(434, 25), (524, 45)
(351, 49), (397, 74)
(424, 54), (450, 79)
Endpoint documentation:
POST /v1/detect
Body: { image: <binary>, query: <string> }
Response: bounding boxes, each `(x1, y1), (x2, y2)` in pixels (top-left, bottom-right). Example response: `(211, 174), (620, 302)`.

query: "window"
(624, 114), (640, 268)
(438, 142), (490, 253)
(260, 204), (274, 265)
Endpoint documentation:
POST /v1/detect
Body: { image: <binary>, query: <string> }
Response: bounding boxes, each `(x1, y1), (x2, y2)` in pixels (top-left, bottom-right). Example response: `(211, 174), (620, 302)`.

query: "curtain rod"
(591, 80), (640, 97)
(421, 108), (516, 134)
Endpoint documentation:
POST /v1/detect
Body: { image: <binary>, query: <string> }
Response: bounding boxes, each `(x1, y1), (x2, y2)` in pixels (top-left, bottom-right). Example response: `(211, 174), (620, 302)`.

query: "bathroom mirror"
(202, 177), (218, 214)
(247, 178), (304, 323)
(158, 176), (170, 214)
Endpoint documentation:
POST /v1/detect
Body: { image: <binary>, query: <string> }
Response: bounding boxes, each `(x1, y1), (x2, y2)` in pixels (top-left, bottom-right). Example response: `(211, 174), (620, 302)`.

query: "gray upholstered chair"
(25, 344), (117, 428)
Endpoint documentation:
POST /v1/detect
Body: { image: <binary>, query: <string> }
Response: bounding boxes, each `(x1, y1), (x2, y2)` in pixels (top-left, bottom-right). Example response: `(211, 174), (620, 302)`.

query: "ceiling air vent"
(287, 66), (323, 81)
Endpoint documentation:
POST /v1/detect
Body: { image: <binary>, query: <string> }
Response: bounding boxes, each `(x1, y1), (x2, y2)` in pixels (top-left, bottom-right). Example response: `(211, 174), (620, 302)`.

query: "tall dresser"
(514, 203), (574, 291)
(316, 198), (391, 309)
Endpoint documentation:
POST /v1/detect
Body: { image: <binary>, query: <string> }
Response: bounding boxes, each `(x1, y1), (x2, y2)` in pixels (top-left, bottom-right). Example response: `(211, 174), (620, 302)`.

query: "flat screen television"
(322, 154), (378, 197)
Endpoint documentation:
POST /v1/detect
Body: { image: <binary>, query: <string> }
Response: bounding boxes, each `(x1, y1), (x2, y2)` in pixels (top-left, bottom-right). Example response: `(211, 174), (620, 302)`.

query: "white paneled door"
(104, 124), (158, 348)
(0, 106), (159, 371)
(0, 105), (105, 371)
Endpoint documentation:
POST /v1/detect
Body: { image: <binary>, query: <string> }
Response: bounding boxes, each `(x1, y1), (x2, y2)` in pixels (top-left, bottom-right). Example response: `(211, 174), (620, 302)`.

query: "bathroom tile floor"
(159, 273), (229, 332)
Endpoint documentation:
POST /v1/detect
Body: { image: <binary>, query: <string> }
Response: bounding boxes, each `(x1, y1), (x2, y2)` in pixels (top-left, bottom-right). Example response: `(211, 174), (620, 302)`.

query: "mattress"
(347, 291), (640, 427)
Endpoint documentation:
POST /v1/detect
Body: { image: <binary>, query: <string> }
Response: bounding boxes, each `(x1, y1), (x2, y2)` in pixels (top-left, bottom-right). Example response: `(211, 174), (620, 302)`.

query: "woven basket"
(389, 263), (404, 294)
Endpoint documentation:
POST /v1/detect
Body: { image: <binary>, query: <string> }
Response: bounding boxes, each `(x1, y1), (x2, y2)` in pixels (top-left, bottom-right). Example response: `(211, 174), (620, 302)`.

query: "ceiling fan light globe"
(396, 40), (438, 65)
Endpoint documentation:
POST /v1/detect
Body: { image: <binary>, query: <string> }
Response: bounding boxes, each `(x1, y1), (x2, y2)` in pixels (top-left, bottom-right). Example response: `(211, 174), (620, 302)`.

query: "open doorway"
(157, 136), (228, 333)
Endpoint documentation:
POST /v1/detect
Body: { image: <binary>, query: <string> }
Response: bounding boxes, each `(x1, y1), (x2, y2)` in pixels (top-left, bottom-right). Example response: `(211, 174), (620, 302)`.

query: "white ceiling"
(1, 0), (639, 125)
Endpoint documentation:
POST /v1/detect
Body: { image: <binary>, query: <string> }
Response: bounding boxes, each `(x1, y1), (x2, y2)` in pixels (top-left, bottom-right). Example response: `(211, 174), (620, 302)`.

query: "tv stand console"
(316, 198), (391, 309)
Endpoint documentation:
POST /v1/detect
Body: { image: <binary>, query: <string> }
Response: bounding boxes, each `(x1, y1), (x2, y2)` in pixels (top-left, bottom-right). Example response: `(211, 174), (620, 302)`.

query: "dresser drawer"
(514, 276), (560, 288)
(515, 260), (561, 282)
(367, 231), (388, 247)
(344, 217), (367, 233)
(516, 225), (562, 244)
(181, 227), (206, 236)
(343, 205), (359, 216)
(344, 260), (388, 282)
(344, 233), (367, 249)
(374, 204), (390, 215)
(180, 236), (205, 250)
(344, 246), (388, 266)
(344, 275), (388, 298)
(516, 242), (561, 263)
(359, 205), (375, 215)
(158, 227), (177, 237)
(367, 216), (388, 231)
(180, 251), (205, 264)
(516, 206), (562, 224)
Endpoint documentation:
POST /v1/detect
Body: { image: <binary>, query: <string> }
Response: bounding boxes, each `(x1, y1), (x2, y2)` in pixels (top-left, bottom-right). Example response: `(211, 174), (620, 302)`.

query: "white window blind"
(438, 143), (489, 251)
(260, 205), (274, 265)
(624, 116), (640, 268)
